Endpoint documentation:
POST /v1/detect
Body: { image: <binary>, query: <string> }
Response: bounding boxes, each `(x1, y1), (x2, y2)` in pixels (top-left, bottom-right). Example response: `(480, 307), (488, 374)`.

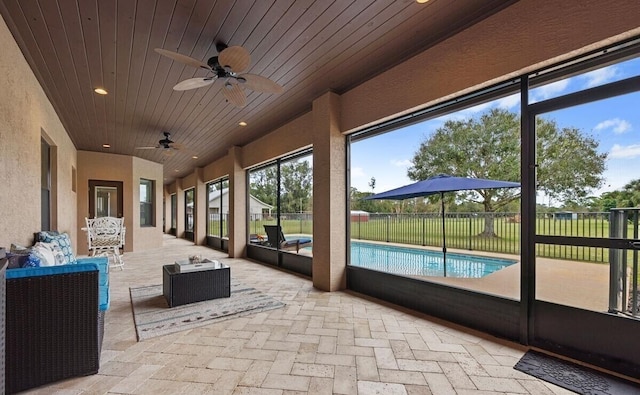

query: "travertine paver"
(27, 235), (620, 395)
(358, 380), (408, 394)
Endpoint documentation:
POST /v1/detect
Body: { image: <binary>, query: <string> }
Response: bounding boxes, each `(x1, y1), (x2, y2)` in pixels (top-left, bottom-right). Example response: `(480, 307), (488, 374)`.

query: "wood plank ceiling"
(0, 0), (517, 183)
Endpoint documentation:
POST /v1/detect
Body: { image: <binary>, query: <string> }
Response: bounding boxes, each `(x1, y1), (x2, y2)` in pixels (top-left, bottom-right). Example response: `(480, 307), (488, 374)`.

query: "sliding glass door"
(525, 55), (640, 374)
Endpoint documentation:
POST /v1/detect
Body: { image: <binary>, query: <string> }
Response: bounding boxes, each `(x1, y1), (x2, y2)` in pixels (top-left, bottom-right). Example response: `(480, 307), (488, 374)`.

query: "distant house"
(350, 210), (370, 222)
(553, 211), (578, 220)
(208, 188), (273, 220)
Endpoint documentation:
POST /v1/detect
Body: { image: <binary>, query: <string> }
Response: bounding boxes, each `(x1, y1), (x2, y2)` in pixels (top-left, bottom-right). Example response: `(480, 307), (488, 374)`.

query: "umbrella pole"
(441, 192), (447, 277)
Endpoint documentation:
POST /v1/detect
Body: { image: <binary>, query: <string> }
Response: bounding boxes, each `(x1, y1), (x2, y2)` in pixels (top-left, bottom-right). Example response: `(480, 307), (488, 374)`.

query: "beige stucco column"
(228, 146), (247, 258)
(312, 91), (347, 291)
(194, 167), (207, 245)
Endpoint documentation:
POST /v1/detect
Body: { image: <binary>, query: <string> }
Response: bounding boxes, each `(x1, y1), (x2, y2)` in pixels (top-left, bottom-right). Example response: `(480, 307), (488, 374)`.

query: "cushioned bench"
(5, 256), (109, 394)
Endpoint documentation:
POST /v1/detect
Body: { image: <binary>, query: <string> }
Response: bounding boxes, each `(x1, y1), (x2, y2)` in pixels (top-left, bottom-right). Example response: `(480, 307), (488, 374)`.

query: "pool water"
(350, 241), (516, 278)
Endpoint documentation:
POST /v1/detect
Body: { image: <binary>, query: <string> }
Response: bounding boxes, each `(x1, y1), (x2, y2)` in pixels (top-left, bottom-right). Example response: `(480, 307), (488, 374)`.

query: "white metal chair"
(85, 217), (126, 270)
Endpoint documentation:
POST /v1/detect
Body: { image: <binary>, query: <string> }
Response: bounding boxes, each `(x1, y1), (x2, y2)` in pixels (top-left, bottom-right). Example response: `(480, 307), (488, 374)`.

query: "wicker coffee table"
(162, 261), (230, 307)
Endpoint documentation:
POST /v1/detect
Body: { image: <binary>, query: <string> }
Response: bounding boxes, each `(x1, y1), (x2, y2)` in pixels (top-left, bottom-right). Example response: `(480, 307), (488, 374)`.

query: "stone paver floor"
(27, 236), (581, 394)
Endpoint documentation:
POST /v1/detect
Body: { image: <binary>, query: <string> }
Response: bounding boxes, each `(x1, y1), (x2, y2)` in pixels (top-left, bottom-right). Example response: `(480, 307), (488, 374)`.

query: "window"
(185, 188), (195, 234)
(140, 179), (155, 226)
(41, 138), (51, 231)
(248, 150), (313, 254)
(207, 178), (229, 238)
(170, 194), (177, 233)
(349, 83), (522, 299)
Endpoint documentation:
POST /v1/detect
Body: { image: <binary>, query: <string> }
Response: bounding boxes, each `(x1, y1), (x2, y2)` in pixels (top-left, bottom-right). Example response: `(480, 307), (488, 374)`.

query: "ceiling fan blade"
(222, 83), (247, 108)
(154, 48), (211, 70)
(240, 73), (284, 94)
(218, 46), (251, 73)
(169, 142), (184, 150)
(173, 77), (215, 91)
(135, 146), (159, 150)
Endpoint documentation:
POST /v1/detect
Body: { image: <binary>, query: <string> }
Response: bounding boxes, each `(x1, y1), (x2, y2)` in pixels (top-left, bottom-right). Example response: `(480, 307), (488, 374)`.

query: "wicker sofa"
(5, 256), (109, 394)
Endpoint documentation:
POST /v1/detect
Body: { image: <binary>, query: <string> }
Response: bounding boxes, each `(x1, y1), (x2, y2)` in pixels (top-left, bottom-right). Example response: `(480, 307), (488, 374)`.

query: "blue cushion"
(78, 256), (109, 286)
(78, 257), (110, 310)
(98, 286), (110, 311)
(6, 262), (97, 279)
(38, 232), (77, 265)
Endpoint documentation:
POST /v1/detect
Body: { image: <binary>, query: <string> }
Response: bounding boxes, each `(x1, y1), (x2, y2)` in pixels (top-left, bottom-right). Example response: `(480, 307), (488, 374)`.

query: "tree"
(408, 108), (606, 237)
(249, 160), (313, 214)
(622, 179), (640, 207)
(249, 166), (278, 208)
(280, 160), (313, 213)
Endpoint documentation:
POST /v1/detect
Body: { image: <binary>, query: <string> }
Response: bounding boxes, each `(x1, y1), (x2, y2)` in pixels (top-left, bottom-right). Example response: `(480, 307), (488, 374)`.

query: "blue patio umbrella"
(365, 174), (520, 276)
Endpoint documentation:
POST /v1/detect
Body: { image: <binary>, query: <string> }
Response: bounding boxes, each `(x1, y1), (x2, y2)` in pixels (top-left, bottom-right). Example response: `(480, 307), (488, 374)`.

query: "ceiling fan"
(154, 43), (284, 108)
(136, 132), (183, 156)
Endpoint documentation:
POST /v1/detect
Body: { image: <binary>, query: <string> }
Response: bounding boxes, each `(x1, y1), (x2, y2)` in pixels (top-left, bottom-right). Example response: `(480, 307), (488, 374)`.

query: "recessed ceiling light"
(416, 0), (429, 3)
(174, 169), (180, 172)
(94, 88), (108, 95)
(192, 155), (198, 159)
(102, 144), (111, 148)
(239, 121), (247, 126)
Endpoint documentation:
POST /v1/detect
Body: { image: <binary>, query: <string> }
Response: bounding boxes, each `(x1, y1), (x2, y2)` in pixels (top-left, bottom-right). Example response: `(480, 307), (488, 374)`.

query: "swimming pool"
(350, 241), (516, 278)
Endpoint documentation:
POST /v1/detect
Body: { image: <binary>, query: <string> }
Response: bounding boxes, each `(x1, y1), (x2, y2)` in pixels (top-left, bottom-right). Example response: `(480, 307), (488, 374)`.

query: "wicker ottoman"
(162, 263), (230, 307)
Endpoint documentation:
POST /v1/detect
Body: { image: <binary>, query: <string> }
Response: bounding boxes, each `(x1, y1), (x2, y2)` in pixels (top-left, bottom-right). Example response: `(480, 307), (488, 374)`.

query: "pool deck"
(425, 254), (609, 312)
(350, 240), (611, 313)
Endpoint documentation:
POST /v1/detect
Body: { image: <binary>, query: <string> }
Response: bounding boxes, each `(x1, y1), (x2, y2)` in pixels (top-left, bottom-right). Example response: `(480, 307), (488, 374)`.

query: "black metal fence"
(351, 212), (520, 254)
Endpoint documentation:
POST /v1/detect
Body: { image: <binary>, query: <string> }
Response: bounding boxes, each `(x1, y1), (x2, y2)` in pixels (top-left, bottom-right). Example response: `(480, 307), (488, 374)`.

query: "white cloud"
(594, 118), (632, 134)
(610, 144), (640, 159)
(581, 65), (619, 88)
(433, 102), (494, 124)
(390, 159), (412, 168)
(531, 79), (570, 101)
(495, 93), (520, 109)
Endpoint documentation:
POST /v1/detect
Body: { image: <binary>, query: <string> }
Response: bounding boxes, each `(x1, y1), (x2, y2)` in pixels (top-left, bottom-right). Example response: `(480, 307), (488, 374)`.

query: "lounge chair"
(263, 225), (312, 253)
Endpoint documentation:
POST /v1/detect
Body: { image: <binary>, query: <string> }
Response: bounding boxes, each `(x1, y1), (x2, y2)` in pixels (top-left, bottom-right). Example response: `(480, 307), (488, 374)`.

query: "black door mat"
(514, 350), (640, 395)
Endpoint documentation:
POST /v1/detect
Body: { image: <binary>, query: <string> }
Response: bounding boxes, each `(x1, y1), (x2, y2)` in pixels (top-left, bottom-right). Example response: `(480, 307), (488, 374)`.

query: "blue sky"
(351, 57), (640, 204)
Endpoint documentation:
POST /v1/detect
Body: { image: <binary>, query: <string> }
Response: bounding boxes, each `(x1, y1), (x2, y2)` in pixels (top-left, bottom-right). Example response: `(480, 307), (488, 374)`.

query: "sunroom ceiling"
(0, 0), (517, 183)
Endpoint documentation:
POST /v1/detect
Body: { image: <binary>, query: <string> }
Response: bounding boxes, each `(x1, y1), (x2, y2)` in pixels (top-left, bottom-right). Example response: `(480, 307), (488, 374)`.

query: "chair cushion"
(38, 232), (77, 264)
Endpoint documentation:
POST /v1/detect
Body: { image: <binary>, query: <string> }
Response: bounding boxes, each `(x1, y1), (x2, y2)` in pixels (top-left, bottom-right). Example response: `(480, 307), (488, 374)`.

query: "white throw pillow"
(31, 242), (56, 266)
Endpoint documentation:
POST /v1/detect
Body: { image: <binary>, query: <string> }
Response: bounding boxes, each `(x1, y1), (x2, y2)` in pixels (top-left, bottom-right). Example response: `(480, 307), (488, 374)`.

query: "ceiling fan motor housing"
(207, 56), (244, 82)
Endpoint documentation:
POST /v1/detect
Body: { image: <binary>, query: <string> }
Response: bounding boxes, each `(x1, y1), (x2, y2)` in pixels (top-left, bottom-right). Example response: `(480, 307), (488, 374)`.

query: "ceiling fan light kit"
(155, 43), (283, 108)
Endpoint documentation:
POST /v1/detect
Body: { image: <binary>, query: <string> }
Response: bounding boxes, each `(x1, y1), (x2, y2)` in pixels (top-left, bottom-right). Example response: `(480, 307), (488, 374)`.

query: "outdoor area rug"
(514, 350), (640, 395)
(130, 280), (285, 341)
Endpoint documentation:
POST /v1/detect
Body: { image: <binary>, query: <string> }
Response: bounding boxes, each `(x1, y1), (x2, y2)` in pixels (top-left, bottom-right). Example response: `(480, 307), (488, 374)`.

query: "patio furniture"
(85, 216), (126, 270)
(163, 261), (230, 307)
(5, 257), (109, 394)
(263, 225), (312, 253)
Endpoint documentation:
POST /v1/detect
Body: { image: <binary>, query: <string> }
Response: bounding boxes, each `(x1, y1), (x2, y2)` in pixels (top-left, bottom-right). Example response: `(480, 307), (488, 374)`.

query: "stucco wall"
(77, 151), (133, 255)
(132, 156), (164, 251)
(202, 153), (231, 184)
(0, 14), (78, 249)
(240, 112), (313, 168)
(77, 151), (163, 255)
